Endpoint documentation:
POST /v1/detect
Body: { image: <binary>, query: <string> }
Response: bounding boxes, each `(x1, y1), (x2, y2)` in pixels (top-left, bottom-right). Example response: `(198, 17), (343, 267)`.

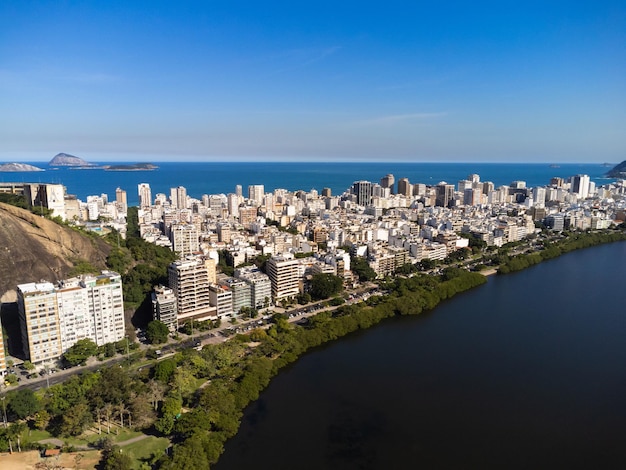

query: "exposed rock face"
(0, 202), (111, 299)
(49, 153), (94, 166)
(0, 163), (44, 172)
(606, 160), (626, 178)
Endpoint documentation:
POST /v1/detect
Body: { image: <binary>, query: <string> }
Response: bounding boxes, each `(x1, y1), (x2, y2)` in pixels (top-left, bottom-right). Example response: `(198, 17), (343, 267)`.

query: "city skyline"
(1, 1), (624, 163)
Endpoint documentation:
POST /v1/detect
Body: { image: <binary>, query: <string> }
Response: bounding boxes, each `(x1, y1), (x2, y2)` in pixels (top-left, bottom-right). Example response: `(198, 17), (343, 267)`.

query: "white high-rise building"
(533, 187), (547, 207)
(170, 223), (200, 257)
(227, 193), (241, 218)
(248, 185), (265, 206)
(152, 285), (178, 332)
(138, 183), (152, 207)
(17, 271), (125, 364)
(168, 258), (217, 323)
(266, 253), (300, 301)
(209, 284), (234, 319)
(81, 272), (125, 346)
(17, 282), (62, 364)
(571, 174), (590, 199)
(170, 186), (188, 209)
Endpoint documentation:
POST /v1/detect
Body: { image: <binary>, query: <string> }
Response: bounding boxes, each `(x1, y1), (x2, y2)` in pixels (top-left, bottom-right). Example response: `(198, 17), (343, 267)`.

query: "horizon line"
(0, 158), (618, 165)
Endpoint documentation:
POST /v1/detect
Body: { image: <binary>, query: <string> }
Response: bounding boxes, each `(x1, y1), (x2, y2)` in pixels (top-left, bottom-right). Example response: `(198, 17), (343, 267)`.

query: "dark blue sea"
(0, 162), (615, 206)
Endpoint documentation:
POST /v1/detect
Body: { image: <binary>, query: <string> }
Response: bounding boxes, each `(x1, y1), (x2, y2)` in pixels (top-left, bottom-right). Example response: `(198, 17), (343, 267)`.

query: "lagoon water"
(216, 242), (626, 470)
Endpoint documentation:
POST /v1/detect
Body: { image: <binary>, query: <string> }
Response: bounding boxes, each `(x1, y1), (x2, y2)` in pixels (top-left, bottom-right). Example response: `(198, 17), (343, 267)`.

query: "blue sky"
(1, 1), (624, 163)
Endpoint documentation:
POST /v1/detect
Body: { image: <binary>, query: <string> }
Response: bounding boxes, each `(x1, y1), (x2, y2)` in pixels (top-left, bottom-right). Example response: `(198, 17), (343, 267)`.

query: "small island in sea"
(0, 162), (44, 172)
(49, 152), (95, 167)
(102, 163), (159, 171)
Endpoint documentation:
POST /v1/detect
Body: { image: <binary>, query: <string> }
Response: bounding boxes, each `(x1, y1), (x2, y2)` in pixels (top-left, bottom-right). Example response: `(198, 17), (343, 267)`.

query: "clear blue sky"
(1, 1), (624, 163)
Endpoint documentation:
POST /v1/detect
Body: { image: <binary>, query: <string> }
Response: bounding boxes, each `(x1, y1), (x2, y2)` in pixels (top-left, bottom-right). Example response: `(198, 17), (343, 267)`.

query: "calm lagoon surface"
(216, 242), (626, 470)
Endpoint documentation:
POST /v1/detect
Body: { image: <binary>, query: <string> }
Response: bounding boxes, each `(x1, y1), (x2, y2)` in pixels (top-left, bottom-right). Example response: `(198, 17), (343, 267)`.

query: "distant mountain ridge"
(49, 152), (94, 166)
(0, 162), (44, 172)
(606, 160), (626, 178)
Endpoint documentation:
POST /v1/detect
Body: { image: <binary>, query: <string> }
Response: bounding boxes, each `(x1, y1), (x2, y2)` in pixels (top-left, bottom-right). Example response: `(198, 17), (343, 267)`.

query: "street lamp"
(44, 364), (50, 389)
(125, 336), (130, 362)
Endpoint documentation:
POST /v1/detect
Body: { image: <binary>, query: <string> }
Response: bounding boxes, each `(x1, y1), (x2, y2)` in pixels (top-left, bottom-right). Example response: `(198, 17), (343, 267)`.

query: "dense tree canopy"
(146, 320), (170, 344)
(63, 338), (98, 366)
(7, 388), (41, 420)
(350, 256), (376, 281)
(310, 273), (344, 300)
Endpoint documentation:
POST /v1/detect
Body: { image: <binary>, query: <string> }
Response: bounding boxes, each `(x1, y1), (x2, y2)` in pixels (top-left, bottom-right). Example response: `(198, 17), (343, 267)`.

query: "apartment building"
(138, 183), (152, 208)
(235, 267), (272, 309)
(209, 284), (234, 319)
(17, 271), (125, 364)
(152, 285), (178, 332)
(266, 253), (300, 301)
(225, 278), (253, 314)
(168, 257), (217, 323)
(17, 282), (62, 364)
(170, 223), (200, 257)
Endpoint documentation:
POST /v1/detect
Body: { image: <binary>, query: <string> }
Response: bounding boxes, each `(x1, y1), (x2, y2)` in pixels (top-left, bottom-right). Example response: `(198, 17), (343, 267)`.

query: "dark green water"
(216, 242), (626, 469)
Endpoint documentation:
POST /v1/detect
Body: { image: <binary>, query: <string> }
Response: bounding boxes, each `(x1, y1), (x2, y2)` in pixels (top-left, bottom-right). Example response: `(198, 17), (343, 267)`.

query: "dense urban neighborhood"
(1, 168), (626, 469)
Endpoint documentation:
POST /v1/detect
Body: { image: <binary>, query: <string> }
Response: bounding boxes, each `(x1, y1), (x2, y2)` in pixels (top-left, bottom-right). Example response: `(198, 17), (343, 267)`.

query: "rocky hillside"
(0, 203), (111, 302)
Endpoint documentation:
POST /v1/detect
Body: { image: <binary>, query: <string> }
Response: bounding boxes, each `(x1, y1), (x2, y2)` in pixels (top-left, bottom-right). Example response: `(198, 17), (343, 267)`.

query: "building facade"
(266, 253), (300, 301)
(170, 223), (200, 257)
(138, 183), (152, 208)
(235, 267), (272, 309)
(17, 271), (124, 364)
(168, 258), (217, 323)
(152, 285), (178, 332)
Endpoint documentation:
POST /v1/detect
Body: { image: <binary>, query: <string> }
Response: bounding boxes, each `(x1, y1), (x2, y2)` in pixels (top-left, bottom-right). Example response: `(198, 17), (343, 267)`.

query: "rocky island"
(49, 152), (95, 167)
(0, 162), (44, 172)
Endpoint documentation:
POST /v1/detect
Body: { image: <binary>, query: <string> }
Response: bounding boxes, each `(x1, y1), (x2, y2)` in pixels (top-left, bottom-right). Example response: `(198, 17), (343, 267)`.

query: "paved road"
(37, 432), (150, 450)
(9, 286), (378, 393)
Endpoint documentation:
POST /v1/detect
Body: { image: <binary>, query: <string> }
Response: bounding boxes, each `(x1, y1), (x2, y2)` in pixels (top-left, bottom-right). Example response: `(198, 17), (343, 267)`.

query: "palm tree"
(148, 380), (165, 411)
(102, 403), (113, 434)
(117, 402), (127, 430)
(95, 407), (102, 434)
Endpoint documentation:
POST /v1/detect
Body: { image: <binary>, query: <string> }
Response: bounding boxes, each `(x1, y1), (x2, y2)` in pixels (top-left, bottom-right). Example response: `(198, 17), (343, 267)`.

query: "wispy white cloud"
(353, 112), (448, 126)
(56, 72), (121, 83)
(263, 45), (342, 76)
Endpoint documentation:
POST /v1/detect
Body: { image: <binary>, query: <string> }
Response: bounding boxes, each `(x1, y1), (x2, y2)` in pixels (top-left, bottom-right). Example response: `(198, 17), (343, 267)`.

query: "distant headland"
(0, 162), (44, 172)
(606, 160), (626, 178)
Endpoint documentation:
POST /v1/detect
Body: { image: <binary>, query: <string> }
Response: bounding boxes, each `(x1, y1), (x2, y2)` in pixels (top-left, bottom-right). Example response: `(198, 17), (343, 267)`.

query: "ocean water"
(0, 161), (615, 207)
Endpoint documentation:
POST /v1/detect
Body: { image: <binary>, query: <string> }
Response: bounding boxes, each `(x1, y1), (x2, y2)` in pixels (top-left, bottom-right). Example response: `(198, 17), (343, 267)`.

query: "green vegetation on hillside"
(106, 207), (177, 311)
